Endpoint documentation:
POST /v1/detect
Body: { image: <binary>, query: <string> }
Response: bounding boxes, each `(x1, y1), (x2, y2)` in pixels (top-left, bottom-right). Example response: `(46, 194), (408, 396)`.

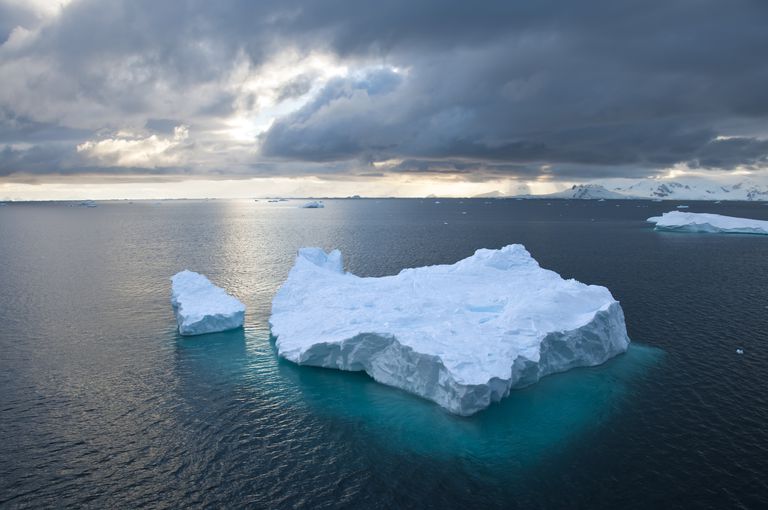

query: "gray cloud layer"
(1, 0), (768, 181)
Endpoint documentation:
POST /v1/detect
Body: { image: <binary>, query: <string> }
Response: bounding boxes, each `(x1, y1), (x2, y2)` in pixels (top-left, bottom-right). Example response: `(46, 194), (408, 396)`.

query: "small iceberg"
(270, 245), (630, 416)
(79, 200), (98, 207)
(676, 205), (689, 209)
(171, 270), (245, 336)
(301, 201), (324, 208)
(647, 211), (768, 235)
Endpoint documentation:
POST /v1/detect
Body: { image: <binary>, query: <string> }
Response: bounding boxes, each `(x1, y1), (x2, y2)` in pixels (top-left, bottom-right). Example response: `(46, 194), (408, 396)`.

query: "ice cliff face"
(171, 270), (245, 335)
(647, 211), (768, 235)
(270, 245), (631, 416)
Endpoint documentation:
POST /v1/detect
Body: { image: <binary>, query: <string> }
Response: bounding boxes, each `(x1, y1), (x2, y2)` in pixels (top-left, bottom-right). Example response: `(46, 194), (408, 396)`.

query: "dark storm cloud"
(385, 159), (658, 181)
(0, 142), (188, 178)
(0, 4), (33, 44)
(261, 0), (768, 174)
(275, 74), (316, 103)
(691, 137), (768, 170)
(0, 144), (74, 176)
(0, 109), (90, 144)
(1, 0), (768, 179)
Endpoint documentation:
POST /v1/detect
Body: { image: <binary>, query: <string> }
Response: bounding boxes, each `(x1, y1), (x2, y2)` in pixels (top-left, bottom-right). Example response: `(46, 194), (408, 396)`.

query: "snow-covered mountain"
(472, 190), (506, 198)
(614, 179), (768, 201)
(528, 184), (631, 200)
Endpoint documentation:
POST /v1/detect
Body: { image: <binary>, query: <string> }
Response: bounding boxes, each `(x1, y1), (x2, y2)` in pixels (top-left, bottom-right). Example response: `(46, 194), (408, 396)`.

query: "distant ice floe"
(270, 245), (630, 416)
(647, 211), (768, 235)
(171, 270), (245, 336)
(301, 201), (324, 208)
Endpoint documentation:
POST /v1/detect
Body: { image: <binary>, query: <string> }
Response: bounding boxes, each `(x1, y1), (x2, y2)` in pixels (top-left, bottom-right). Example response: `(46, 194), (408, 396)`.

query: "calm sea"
(1, 198), (767, 508)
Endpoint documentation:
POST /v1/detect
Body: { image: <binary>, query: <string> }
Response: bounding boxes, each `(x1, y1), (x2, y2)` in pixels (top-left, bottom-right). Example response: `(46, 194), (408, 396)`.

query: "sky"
(1, 0), (768, 199)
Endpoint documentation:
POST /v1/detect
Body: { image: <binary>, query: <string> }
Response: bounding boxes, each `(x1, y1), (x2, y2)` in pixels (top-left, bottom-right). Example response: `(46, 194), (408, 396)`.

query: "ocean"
(1, 198), (767, 508)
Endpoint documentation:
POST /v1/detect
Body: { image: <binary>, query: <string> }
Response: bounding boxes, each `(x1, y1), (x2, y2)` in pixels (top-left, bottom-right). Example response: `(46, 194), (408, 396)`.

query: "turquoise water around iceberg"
(276, 342), (663, 465)
(1, 198), (767, 508)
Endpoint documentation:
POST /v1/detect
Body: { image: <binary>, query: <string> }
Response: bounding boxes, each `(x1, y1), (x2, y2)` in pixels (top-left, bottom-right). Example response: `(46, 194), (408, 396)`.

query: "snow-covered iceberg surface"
(647, 211), (768, 235)
(270, 245), (631, 416)
(171, 270), (245, 335)
(301, 201), (324, 208)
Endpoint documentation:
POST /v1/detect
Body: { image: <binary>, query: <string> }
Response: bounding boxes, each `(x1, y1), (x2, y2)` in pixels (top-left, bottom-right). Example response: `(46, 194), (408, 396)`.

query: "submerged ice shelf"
(171, 270), (245, 335)
(647, 211), (768, 235)
(270, 245), (631, 416)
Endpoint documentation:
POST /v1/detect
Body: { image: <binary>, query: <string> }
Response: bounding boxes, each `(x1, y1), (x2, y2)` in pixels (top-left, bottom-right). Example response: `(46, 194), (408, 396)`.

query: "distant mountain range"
(537, 184), (629, 200)
(482, 179), (768, 201)
(613, 179), (768, 201)
(472, 190), (508, 198)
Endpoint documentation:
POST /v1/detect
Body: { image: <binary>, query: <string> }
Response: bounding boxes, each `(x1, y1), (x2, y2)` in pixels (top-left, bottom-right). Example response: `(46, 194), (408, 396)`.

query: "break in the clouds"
(1, 0), (768, 185)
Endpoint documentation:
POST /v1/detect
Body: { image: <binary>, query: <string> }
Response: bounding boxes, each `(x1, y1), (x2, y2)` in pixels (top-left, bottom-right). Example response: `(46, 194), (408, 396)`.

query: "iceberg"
(301, 201), (324, 208)
(647, 211), (768, 235)
(270, 245), (630, 416)
(171, 270), (245, 335)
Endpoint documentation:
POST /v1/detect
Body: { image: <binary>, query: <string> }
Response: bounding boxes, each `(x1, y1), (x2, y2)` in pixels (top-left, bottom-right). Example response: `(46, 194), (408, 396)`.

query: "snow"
(270, 245), (631, 416)
(615, 178), (768, 201)
(517, 184), (630, 200)
(647, 211), (768, 235)
(509, 178), (768, 201)
(171, 270), (245, 336)
(472, 190), (506, 198)
(301, 201), (324, 208)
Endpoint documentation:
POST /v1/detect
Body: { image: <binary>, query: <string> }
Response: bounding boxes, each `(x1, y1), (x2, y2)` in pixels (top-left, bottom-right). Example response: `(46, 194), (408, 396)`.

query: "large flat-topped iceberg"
(647, 211), (768, 235)
(171, 270), (245, 335)
(270, 245), (630, 416)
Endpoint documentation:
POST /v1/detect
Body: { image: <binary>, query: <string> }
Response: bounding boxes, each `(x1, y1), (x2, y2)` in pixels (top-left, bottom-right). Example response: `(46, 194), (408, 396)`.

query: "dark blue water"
(1, 199), (767, 509)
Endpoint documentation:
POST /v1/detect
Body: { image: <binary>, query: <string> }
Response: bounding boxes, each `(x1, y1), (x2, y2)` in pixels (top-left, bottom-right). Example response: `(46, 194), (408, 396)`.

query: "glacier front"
(171, 270), (245, 335)
(270, 245), (631, 416)
(647, 211), (768, 235)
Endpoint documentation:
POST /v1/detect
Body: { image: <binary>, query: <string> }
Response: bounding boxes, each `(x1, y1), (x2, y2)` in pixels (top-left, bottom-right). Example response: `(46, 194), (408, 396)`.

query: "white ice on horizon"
(270, 245), (631, 416)
(171, 270), (245, 336)
(301, 201), (324, 208)
(647, 211), (768, 235)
